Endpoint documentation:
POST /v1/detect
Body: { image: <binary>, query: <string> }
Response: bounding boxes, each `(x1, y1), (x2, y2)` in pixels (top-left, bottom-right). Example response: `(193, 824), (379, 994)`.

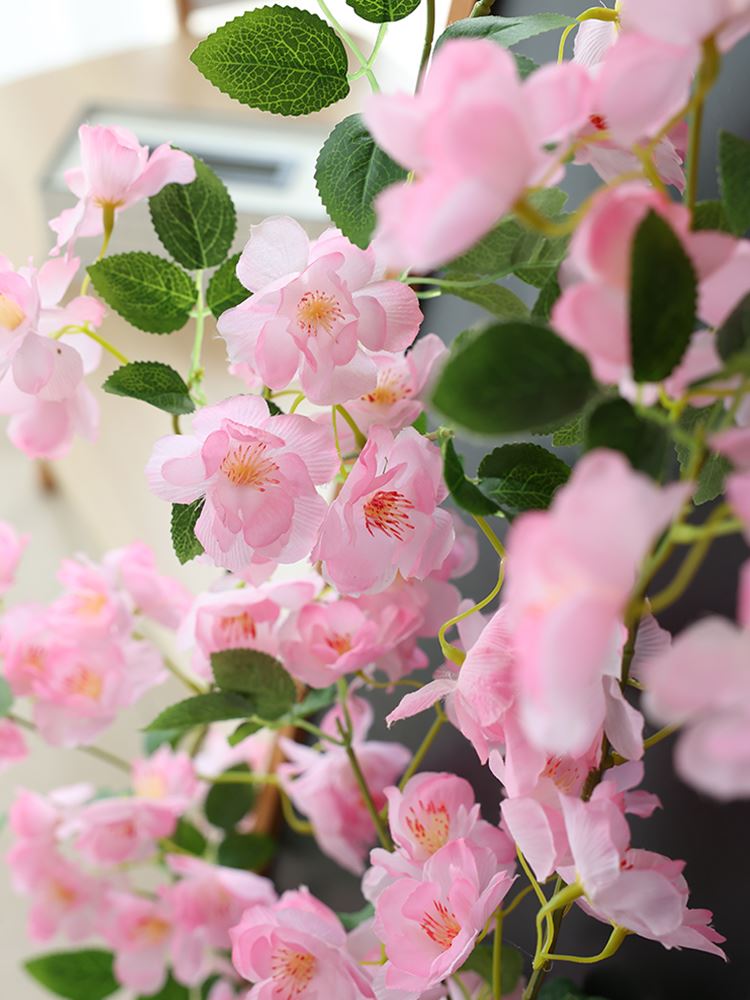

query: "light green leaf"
(719, 129), (750, 235)
(25, 950), (119, 1000)
(211, 648), (296, 719)
(675, 404), (731, 504)
(206, 253), (247, 319)
(88, 252), (195, 334)
(103, 362), (194, 416)
(315, 114), (408, 249)
(149, 155), (236, 269)
(437, 13), (575, 50)
(171, 499), (205, 565)
(0, 677), (13, 717)
(445, 281), (529, 320)
(146, 692), (257, 731)
(338, 903), (375, 930)
(477, 443), (569, 517)
(345, 0), (419, 22)
(191, 6), (350, 116)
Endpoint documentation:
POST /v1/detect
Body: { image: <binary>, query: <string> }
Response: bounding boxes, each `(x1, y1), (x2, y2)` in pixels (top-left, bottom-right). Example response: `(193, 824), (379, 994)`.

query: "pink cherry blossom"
(0, 520), (28, 594)
(505, 449), (689, 756)
(148, 395), (338, 573)
(104, 892), (175, 994)
(0, 718), (28, 770)
(364, 38), (592, 271)
(69, 797), (176, 865)
(217, 216), (422, 404)
(132, 746), (201, 812)
(375, 839), (514, 992)
(103, 542), (192, 629)
(51, 556), (132, 640)
(313, 426), (454, 595)
(0, 371), (99, 459)
(621, 0), (750, 53)
(50, 124), (195, 253)
(230, 887), (375, 1000)
(18, 851), (105, 944)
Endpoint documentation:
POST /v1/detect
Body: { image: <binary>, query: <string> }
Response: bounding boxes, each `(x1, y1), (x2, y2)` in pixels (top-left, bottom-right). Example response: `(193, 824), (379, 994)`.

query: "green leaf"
(629, 211), (697, 382)
(315, 114), (408, 249)
(459, 942), (523, 995)
(675, 404), (731, 504)
(171, 499), (205, 565)
(0, 677), (13, 717)
(445, 281), (529, 320)
(217, 831), (276, 870)
(171, 818), (207, 857)
(206, 253), (247, 319)
(228, 720), (263, 746)
(88, 252), (195, 334)
(442, 438), (499, 516)
(477, 443), (569, 517)
(411, 411), (429, 435)
(146, 692), (257, 731)
(514, 52), (539, 79)
(432, 321), (595, 435)
(719, 129), (750, 235)
(338, 902), (375, 930)
(691, 199), (731, 233)
(103, 362), (194, 416)
(532, 272), (561, 322)
(149, 155), (236, 269)
(25, 950), (119, 1000)
(716, 291), (750, 371)
(289, 684), (337, 719)
(205, 763), (256, 829)
(345, 0), (419, 22)
(142, 729), (182, 755)
(191, 6), (350, 116)
(437, 13), (575, 50)
(585, 398), (670, 480)
(211, 648), (296, 719)
(138, 972), (189, 1000)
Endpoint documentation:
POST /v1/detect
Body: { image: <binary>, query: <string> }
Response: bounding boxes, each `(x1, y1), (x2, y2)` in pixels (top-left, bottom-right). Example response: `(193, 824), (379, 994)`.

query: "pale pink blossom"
(313, 426), (454, 595)
(230, 887), (375, 1000)
(621, 0), (750, 53)
(364, 39), (592, 271)
(19, 852), (105, 944)
(69, 797), (176, 865)
(0, 520), (28, 594)
(51, 557), (132, 640)
(132, 746), (201, 812)
(505, 449), (689, 756)
(0, 372), (99, 459)
(103, 541), (192, 629)
(147, 395), (338, 573)
(0, 718), (28, 770)
(50, 124), (195, 253)
(375, 839), (514, 992)
(104, 892), (175, 994)
(217, 216), (422, 404)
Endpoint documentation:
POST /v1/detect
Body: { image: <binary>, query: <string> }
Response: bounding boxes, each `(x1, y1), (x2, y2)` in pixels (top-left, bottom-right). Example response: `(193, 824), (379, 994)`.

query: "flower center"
(136, 915), (171, 945)
(420, 899), (461, 950)
(0, 293), (25, 331)
(363, 369), (411, 406)
(271, 945), (317, 997)
(542, 756), (581, 794)
(325, 632), (352, 656)
(73, 590), (108, 619)
(296, 290), (344, 337)
(589, 113), (608, 131)
(67, 666), (103, 701)
(363, 490), (415, 541)
(221, 442), (280, 489)
(134, 774), (167, 800)
(218, 610), (257, 643)
(405, 799), (450, 854)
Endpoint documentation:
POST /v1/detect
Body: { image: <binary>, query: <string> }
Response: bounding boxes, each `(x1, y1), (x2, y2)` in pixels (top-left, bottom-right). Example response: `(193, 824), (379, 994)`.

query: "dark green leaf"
(716, 291), (750, 371)
(171, 499), (205, 565)
(146, 692), (257, 731)
(442, 438), (499, 515)
(0, 677), (13, 717)
(211, 648), (296, 719)
(142, 728), (182, 755)
(584, 398), (670, 480)
(514, 52), (538, 79)
(337, 902), (375, 930)
(265, 398), (283, 416)
(88, 252), (195, 333)
(691, 199), (731, 233)
(217, 831), (276, 870)
(289, 684), (337, 719)
(477, 442), (569, 517)
(411, 411), (429, 434)
(345, 0), (419, 22)
(445, 281), (529, 320)
(437, 13), (575, 50)
(149, 156), (236, 269)
(432, 321), (595, 434)
(205, 764), (256, 830)
(138, 972), (189, 1000)
(459, 942), (523, 995)
(171, 818), (207, 857)
(532, 272), (561, 322)
(719, 129), (750, 235)
(629, 211), (697, 382)
(25, 950), (119, 1000)
(315, 114), (408, 249)
(206, 253), (247, 319)
(103, 362), (194, 416)
(675, 404), (731, 504)
(228, 719), (263, 746)
(191, 6), (350, 116)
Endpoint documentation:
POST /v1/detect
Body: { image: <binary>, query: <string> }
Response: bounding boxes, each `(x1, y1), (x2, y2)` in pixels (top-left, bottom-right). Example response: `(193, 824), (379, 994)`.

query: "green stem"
(188, 271), (207, 403)
(9, 712), (130, 773)
(417, 0), (436, 87)
(501, 883), (535, 918)
(643, 723), (679, 751)
(342, 727), (393, 849)
(540, 925), (628, 966)
(335, 404), (367, 449)
(492, 909), (503, 999)
(198, 770), (278, 785)
(80, 203), (115, 295)
(280, 787), (315, 835)
(317, 0), (380, 92)
(79, 325), (130, 366)
(398, 708), (446, 790)
(686, 38), (720, 211)
(438, 561), (504, 665)
(163, 655), (207, 696)
(474, 514), (506, 559)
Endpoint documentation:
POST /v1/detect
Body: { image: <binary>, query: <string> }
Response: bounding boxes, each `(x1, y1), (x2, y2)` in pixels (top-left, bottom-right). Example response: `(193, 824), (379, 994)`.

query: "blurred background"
(0, 1), (748, 997)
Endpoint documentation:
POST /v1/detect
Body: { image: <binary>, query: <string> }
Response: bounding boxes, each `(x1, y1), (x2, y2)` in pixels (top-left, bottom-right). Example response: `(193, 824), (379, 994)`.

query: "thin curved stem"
(335, 404), (367, 449)
(438, 561), (504, 665)
(317, 0), (380, 92)
(9, 712), (131, 773)
(80, 203), (115, 295)
(492, 909), (503, 999)
(78, 325), (130, 366)
(398, 707), (446, 790)
(417, 0), (436, 87)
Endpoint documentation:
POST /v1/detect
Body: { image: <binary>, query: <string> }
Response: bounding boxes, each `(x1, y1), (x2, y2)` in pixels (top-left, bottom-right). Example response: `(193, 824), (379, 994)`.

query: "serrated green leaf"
(584, 398), (669, 480)
(150, 155), (236, 269)
(691, 199), (731, 233)
(211, 648), (296, 719)
(477, 443), (569, 517)
(719, 129), (750, 235)
(338, 902), (375, 930)
(675, 404), (731, 504)
(532, 272), (561, 322)
(88, 252), (195, 334)
(629, 211), (697, 382)
(139, 972), (189, 1000)
(0, 677), (13, 717)
(206, 253), (247, 319)
(217, 831), (276, 870)
(716, 291), (750, 368)
(191, 6), (350, 116)
(458, 942), (523, 995)
(103, 362), (194, 416)
(315, 114), (408, 249)
(25, 950), (119, 1000)
(171, 500), (205, 565)
(205, 763), (257, 830)
(445, 281), (529, 320)
(514, 228), (570, 288)
(146, 692), (257, 731)
(442, 438), (499, 515)
(437, 13), (575, 49)
(432, 321), (594, 435)
(171, 818), (207, 857)
(514, 52), (538, 79)
(345, 0), (419, 22)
